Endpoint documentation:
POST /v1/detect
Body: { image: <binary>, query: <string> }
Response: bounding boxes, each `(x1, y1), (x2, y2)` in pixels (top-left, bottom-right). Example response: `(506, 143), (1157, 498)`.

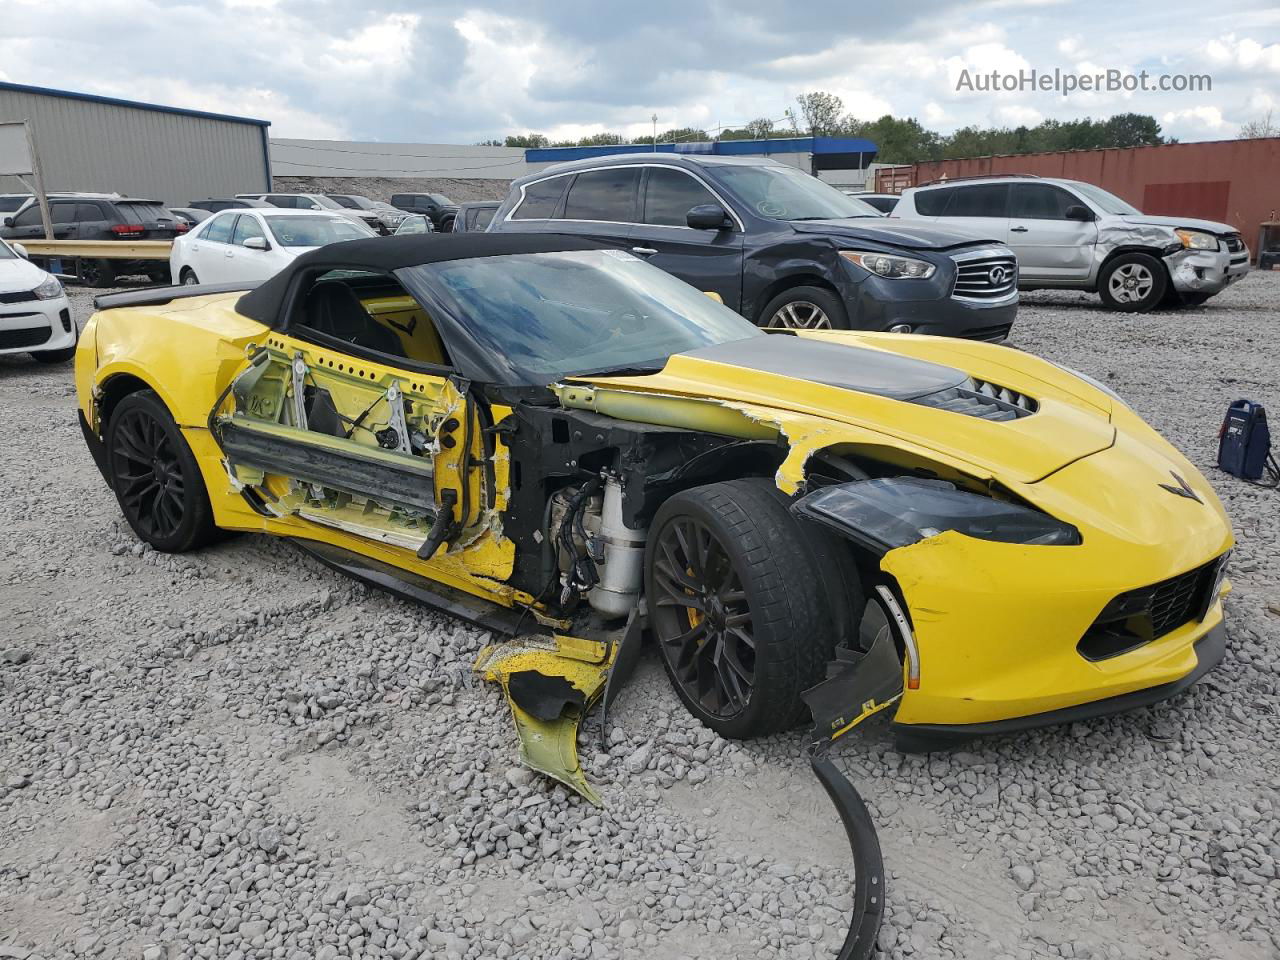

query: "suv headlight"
(33, 274), (64, 300)
(794, 477), (1081, 552)
(840, 250), (936, 279)
(1175, 228), (1219, 251)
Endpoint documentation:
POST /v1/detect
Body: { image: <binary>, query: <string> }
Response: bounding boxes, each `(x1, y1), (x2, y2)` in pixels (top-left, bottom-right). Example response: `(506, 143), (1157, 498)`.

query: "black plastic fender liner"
(810, 755), (886, 960)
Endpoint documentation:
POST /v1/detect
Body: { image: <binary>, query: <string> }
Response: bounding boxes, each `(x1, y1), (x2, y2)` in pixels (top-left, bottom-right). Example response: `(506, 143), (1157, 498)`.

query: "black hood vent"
(913, 377), (1037, 421)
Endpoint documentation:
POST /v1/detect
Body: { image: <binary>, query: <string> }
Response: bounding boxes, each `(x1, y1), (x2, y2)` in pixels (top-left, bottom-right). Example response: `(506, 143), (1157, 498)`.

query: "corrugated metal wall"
(0, 87), (270, 205)
(878, 138), (1280, 260)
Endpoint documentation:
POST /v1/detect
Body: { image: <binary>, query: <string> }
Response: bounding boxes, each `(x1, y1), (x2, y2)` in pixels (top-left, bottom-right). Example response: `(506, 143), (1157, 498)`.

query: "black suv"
(0, 195), (186, 286)
(490, 155), (1018, 340)
(389, 193), (459, 232)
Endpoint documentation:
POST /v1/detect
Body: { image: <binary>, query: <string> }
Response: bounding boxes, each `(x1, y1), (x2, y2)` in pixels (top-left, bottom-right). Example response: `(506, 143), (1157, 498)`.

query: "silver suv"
(895, 175), (1250, 311)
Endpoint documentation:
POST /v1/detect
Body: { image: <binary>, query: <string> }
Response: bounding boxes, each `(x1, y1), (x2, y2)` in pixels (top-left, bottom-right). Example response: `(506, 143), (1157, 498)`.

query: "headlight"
(794, 477), (1081, 552)
(840, 250), (936, 279)
(33, 274), (63, 300)
(1175, 228), (1218, 251)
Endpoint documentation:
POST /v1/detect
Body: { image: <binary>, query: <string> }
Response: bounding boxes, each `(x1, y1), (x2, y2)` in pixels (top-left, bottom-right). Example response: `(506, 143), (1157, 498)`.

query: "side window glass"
(944, 184), (1009, 218)
(913, 187), (953, 217)
(232, 215), (266, 244)
(513, 177), (569, 220)
(1009, 184), (1075, 220)
(50, 203), (79, 224)
(294, 272), (450, 367)
(204, 214), (235, 244)
(563, 168), (640, 222)
(13, 206), (42, 227)
(76, 203), (104, 221)
(643, 168), (718, 226)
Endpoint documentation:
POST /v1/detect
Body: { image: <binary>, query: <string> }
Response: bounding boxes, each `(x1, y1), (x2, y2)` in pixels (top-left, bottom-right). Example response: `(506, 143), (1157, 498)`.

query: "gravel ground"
(1, 275), (1278, 960)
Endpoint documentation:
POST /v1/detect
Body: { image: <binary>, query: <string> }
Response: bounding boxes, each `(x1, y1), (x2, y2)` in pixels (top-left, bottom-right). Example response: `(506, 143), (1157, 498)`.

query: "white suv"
(894, 176), (1250, 311)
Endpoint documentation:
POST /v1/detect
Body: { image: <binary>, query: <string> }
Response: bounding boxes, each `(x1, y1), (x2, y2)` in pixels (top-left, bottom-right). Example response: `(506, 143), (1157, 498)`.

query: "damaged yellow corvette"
(76, 233), (1232, 959)
(77, 233), (1231, 752)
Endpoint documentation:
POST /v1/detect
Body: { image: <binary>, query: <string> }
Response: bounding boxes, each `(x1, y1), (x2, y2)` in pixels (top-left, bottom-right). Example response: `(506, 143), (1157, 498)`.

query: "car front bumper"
(0, 293), (75, 354)
(839, 257), (1019, 342)
(1164, 244), (1251, 296)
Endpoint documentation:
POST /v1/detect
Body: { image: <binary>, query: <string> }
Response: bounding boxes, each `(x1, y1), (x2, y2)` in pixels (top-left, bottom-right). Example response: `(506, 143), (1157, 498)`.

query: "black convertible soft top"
(234, 233), (604, 325)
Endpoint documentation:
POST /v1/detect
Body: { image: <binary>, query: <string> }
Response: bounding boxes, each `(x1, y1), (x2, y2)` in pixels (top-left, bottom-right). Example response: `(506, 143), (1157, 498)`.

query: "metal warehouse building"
(0, 81), (271, 206)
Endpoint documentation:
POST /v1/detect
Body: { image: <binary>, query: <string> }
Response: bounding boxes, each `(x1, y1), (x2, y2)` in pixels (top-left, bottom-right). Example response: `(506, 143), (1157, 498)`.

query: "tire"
(1098, 253), (1167, 312)
(78, 258), (115, 288)
(180, 268), (200, 286)
(644, 478), (845, 739)
(148, 265), (172, 285)
(105, 389), (217, 553)
(30, 345), (76, 364)
(440, 216), (456, 233)
(759, 285), (849, 330)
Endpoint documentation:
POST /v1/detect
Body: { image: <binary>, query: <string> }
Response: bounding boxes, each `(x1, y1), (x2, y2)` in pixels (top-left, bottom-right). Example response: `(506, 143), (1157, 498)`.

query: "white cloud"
(1161, 105), (1231, 133)
(1204, 34), (1280, 73)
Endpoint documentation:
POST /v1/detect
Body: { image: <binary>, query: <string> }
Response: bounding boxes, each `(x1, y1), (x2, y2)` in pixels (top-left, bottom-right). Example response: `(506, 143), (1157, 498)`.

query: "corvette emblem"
(1158, 472), (1202, 503)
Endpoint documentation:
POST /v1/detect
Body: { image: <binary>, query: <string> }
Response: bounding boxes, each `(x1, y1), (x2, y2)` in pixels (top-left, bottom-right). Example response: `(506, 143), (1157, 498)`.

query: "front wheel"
(105, 390), (218, 552)
(180, 268), (200, 286)
(1098, 253), (1167, 312)
(644, 479), (841, 739)
(759, 285), (849, 330)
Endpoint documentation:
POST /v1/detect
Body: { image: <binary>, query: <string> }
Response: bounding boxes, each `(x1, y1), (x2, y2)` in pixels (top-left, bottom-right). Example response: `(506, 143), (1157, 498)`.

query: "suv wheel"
(78, 258), (116, 288)
(1099, 253), (1166, 313)
(760, 285), (848, 330)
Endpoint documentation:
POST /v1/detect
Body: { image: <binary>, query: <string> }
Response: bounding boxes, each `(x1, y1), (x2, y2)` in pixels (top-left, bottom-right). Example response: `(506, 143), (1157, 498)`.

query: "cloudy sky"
(2, 0), (1277, 145)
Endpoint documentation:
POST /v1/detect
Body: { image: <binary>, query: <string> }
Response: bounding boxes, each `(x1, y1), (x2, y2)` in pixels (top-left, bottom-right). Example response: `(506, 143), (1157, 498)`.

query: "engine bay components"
(548, 473), (648, 618)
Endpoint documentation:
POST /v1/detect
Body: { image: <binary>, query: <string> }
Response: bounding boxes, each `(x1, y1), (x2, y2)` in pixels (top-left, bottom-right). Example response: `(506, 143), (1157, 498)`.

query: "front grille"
(914, 377), (1037, 421)
(952, 252), (1018, 301)
(0, 289), (37, 304)
(0, 325), (52, 349)
(1078, 557), (1222, 661)
(1223, 234), (1244, 253)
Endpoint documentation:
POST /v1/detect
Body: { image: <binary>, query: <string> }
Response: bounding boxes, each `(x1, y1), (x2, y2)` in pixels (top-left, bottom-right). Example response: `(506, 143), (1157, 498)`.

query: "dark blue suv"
(489, 154), (1018, 341)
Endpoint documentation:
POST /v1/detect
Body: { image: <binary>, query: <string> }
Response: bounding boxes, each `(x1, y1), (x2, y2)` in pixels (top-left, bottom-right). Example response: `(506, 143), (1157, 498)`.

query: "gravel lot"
(2, 275), (1278, 960)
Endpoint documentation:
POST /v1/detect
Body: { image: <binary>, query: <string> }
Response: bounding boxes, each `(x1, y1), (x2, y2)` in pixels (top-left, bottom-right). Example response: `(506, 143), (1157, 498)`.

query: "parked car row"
(0, 235), (75, 364)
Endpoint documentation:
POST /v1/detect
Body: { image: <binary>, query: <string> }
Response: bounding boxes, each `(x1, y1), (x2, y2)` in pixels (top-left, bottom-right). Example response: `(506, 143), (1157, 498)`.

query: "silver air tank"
(589, 474), (648, 618)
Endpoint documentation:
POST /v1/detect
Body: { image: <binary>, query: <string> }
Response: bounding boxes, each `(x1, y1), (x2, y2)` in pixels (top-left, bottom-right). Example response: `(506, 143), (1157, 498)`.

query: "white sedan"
(0, 238), (76, 363)
(169, 208), (377, 286)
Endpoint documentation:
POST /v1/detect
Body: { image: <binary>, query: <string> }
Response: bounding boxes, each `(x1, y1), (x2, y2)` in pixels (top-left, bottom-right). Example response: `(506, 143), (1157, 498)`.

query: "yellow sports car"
(75, 234), (1233, 750)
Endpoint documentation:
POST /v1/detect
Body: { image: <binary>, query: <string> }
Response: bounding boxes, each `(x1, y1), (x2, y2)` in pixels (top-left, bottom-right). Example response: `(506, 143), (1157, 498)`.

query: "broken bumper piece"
(475, 632), (618, 806)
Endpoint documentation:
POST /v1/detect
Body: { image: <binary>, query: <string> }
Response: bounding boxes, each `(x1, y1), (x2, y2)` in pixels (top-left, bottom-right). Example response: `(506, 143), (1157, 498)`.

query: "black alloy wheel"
(105, 390), (217, 552)
(651, 515), (756, 718)
(645, 479), (847, 739)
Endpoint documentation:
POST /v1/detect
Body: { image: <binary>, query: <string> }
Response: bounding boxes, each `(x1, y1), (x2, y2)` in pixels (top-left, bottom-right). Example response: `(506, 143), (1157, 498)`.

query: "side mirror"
(2, 217), (12, 228)
(13, 242), (28, 258)
(686, 204), (731, 230)
(1065, 205), (1095, 222)
(243, 236), (269, 251)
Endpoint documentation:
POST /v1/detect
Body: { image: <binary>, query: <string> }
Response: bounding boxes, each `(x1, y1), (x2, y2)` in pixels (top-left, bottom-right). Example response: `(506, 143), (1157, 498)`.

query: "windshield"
(428, 194), (453, 205)
(400, 250), (761, 384)
(308, 195), (343, 210)
(0, 197), (28, 213)
(1070, 182), (1140, 215)
(0, 239), (15, 259)
(714, 164), (881, 220)
(266, 216), (374, 247)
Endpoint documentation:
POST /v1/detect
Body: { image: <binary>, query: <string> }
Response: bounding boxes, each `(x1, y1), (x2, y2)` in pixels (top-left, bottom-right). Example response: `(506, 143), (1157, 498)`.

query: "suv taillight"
(110, 223), (144, 236)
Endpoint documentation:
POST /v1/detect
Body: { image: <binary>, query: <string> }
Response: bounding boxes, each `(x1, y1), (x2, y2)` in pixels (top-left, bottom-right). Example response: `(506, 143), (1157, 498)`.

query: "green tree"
(504, 133), (549, 148)
(635, 127), (709, 145)
(790, 92), (844, 136)
(475, 139), (503, 146)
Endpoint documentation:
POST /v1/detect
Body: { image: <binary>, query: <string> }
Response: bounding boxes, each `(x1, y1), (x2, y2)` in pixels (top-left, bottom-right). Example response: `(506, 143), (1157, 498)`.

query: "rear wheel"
(78, 258), (115, 288)
(105, 390), (217, 553)
(1098, 253), (1166, 312)
(644, 479), (842, 739)
(760, 285), (849, 330)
